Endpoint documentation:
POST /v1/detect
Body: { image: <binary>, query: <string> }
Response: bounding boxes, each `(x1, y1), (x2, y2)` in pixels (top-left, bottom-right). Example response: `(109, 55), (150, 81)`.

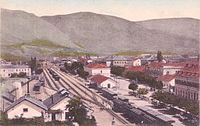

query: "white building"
(146, 62), (185, 78)
(5, 89), (72, 121)
(84, 63), (110, 77)
(0, 65), (31, 78)
(157, 75), (175, 92)
(5, 95), (47, 119)
(132, 58), (141, 66)
(112, 56), (132, 67)
(43, 89), (71, 122)
(90, 74), (117, 88)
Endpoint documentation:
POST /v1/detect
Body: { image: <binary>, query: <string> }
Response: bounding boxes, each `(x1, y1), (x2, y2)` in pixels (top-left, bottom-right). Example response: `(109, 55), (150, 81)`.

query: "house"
(157, 75), (176, 93)
(132, 58), (141, 66)
(84, 63), (110, 77)
(5, 95), (47, 119)
(112, 56), (133, 67)
(145, 62), (185, 78)
(0, 65), (31, 78)
(89, 74), (117, 88)
(43, 89), (71, 122)
(174, 62), (199, 101)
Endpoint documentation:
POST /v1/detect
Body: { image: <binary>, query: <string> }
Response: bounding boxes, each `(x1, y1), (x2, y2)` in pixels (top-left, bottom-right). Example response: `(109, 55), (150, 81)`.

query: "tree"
(17, 72), (27, 78)
(128, 83), (138, 92)
(66, 98), (96, 125)
(29, 57), (37, 74)
(111, 66), (125, 76)
(157, 51), (163, 62)
(137, 88), (148, 95)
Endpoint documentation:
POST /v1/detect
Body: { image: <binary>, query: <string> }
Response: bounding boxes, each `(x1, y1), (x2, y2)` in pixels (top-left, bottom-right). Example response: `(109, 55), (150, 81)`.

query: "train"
(48, 69), (60, 81)
(99, 87), (173, 125)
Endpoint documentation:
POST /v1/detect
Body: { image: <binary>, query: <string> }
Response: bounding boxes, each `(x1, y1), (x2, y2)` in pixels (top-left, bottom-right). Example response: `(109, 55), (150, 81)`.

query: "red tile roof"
(157, 75), (176, 82)
(86, 63), (108, 68)
(126, 66), (145, 72)
(176, 62), (200, 78)
(90, 74), (109, 84)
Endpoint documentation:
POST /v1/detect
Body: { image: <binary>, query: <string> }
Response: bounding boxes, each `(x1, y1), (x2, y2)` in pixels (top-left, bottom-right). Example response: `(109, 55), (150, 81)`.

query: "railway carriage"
(101, 88), (117, 100)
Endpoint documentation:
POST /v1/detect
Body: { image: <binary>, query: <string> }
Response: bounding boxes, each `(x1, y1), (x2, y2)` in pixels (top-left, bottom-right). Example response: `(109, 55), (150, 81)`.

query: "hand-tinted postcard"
(0, 0), (199, 126)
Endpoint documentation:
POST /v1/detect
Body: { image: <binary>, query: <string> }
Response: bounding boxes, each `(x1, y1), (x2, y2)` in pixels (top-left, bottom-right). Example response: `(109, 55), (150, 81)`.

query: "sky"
(0, 0), (200, 21)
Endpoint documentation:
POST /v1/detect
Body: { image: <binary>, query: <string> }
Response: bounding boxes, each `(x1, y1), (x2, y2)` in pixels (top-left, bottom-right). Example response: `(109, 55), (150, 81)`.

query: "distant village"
(0, 52), (199, 126)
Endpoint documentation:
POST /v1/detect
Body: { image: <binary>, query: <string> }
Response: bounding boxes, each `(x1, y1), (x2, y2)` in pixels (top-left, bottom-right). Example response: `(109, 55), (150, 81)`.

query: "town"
(0, 52), (199, 126)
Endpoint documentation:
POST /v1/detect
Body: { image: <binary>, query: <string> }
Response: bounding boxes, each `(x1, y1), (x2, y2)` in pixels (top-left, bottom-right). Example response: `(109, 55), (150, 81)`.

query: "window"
(16, 69), (18, 72)
(23, 108), (28, 112)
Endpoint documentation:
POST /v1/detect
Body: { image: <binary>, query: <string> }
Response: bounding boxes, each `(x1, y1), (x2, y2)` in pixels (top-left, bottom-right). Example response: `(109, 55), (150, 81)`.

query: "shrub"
(128, 83), (138, 91)
(137, 88), (148, 95)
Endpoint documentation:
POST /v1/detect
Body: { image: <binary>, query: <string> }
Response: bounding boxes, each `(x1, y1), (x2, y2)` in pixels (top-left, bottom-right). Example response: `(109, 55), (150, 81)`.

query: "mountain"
(137, 18), (199, 41)
(1, 8), (199, 58)
(42, 13), (199, 54)
(1, 8), (83, 57)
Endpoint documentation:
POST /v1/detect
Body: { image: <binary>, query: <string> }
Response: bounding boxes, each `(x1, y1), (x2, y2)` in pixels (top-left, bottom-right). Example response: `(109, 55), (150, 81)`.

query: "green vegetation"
(111, 66), (125, 76)
(64, 62), (89, 79)
(157, 50), (163, 62)
(128, 83), (138, 92)
(30, 39), (66, 48)
(66, 98), (96, 126)
(137, 88), (148, 95)
(52, 51), (96, 57)
(5, 39), (66, 49)
(115, 51), (151, 56)
(1, 98), (96, 126)
(125, 71), (163, 90)
(152, 91), (199, 115)
(0, 53), (27, 61)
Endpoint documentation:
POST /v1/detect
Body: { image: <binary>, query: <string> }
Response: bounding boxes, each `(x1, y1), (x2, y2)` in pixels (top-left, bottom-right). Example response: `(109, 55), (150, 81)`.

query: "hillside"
(137, 18), (200, 41)
(42, 13), (199, 54)
(1, 8), (199, 57)
(1, 9), (78, 48)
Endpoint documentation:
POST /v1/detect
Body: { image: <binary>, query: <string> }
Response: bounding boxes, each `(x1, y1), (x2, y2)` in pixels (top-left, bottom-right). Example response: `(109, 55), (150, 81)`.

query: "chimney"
(51, 95), (54, 104)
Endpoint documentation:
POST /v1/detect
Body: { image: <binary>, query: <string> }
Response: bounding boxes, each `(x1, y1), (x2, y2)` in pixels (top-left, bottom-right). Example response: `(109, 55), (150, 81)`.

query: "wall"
(132, 59), (141, 66)
(100, 79), (116, 88)
(45, 98), (70, 122)
(84, 67), (110, 77)
(7, 100), (45, 119)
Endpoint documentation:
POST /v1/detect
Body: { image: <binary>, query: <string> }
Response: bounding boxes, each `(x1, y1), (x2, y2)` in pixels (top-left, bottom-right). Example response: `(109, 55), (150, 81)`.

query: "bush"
(111, 66), (125, 76)
(137, 88), (148, 95)
(152, 91), (199, 115)
(17, 72), (27, 78)
(10, 73), (18, 78)
(124, 71), (163, 89)
(128, 83), (138, 91)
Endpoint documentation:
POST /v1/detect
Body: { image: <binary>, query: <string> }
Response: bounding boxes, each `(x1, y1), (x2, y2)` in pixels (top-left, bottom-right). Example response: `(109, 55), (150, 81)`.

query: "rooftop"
(157, 74), (176, 82)
(43, 89), (69, 109)
(0, 64), (30, 69)
(86, 63), (108, 69)
(90, 74), (110, 84)
(5, 95), (48, 112)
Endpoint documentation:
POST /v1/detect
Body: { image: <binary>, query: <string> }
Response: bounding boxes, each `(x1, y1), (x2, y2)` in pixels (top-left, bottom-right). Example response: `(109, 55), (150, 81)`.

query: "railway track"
(43, 69), (58, 91)
(51, 67), (130, 125)
(43, 68), (95, 107)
